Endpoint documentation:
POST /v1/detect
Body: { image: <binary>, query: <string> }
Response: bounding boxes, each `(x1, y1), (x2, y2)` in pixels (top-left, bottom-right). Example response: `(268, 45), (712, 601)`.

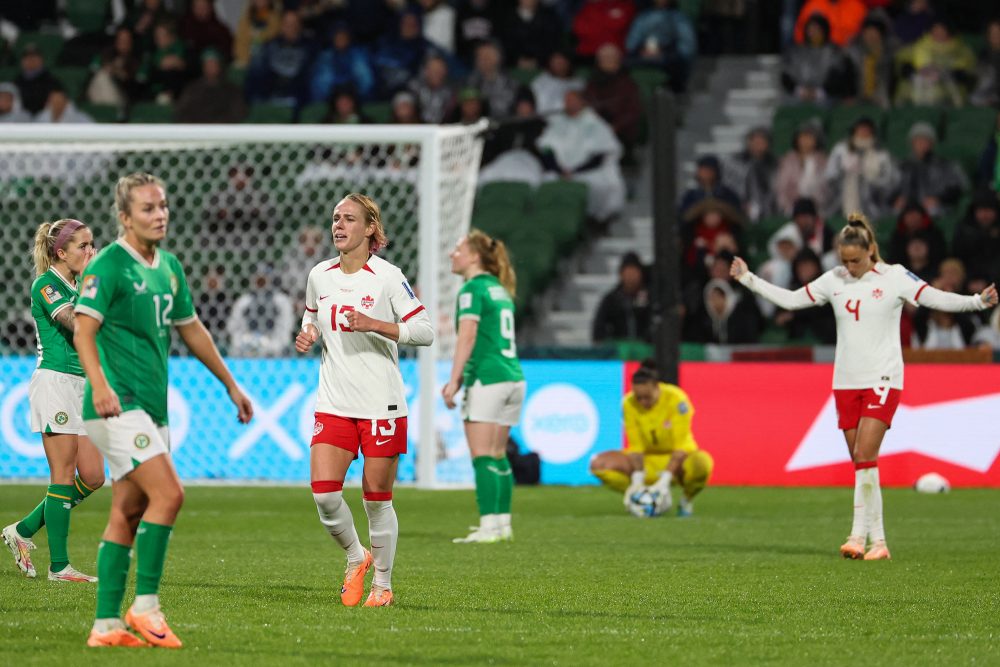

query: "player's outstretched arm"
(914, 282), (998, 313)
(442, 319), (477, 409)
(74, 313), (121, 418)
(730, 255), (819, 311)
(177, 319), (253, 424)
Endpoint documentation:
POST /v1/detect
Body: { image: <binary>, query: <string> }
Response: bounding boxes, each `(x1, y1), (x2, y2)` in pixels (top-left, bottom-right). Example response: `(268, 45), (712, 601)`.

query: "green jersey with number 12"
(75, 240), (196, 425)
(456, 273), (523, 386)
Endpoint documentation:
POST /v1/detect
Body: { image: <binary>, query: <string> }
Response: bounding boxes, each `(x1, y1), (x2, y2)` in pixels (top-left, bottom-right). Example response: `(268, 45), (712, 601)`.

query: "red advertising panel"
(626, 362), (1000, 487)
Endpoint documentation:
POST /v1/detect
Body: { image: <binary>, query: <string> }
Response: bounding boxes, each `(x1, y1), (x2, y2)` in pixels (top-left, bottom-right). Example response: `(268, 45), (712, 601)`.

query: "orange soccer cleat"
(87, 627), (149, 648)
(863, 541), (892, 561)
(125, 606), (183, 648)
(340, 550), (373, 607)
(839, 536), (866, 560)
(363, 586), (394, 607)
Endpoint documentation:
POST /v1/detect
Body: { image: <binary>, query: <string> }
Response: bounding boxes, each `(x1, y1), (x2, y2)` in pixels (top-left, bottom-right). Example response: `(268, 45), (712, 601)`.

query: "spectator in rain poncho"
(0, 83), (32, 122)
(537, 89), (626, 222)
(228, 265), (296, 358)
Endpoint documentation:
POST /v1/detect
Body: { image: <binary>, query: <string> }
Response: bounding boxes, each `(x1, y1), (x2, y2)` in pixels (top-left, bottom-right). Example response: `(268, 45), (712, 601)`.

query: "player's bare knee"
(81, 472), (106, 490)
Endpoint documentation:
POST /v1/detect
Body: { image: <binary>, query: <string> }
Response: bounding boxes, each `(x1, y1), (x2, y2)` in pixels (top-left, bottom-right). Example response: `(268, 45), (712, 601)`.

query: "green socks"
(135, 521), (173, 596)
(472, 456), (515, 516)
(96, 541), (131, 619)
(43, 484), (75, 572)
(71, 475), (97, 506)
(15, 500), (46, 539)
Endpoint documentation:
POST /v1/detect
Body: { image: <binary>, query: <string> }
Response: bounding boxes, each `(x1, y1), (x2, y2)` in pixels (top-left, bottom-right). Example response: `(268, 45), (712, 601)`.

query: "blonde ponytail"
(33, 222), (54, 276)
(466, 228), (517, 297)
(840, 212), (883, 263)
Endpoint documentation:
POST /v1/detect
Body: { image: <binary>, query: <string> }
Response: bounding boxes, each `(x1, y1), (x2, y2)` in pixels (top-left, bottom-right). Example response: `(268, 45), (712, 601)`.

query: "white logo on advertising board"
(521, 384), (598, 464)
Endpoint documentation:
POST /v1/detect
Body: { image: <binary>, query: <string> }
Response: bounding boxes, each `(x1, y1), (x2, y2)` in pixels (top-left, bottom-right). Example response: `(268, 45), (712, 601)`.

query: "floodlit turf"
(1, 484), (998, 665)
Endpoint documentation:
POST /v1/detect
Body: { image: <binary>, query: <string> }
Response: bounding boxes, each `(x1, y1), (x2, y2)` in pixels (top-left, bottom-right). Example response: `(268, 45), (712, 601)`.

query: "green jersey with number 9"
(456, 273), (523, 386)
(75, 239), (197, 425)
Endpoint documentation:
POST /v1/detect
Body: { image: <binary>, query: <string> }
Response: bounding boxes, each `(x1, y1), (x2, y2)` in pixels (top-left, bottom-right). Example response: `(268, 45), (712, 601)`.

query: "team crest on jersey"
(81, 275), (99, 299)
(871, 288), (884, 300)
(402, 281), (416, 299)
(170, 274), (178, 295)
(134, 434), (150, 449)
(677, 401), (689, 415)
(459, 293), (472, 310)
(313, 421), (324, 436)
(54, 411), (69, 425)
(41, 285), (62, 304)
(132, 280), (148, 295)
(360, 295), (375, 309)
(662, 419), (672, 429)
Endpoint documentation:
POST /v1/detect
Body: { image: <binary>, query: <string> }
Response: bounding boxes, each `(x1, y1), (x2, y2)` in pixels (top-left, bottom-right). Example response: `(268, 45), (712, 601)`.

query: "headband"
(53, 219), (85, 254)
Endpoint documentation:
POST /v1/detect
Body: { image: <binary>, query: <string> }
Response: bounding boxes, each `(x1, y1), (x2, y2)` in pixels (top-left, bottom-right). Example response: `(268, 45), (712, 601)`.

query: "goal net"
(0, 123), (485, 488)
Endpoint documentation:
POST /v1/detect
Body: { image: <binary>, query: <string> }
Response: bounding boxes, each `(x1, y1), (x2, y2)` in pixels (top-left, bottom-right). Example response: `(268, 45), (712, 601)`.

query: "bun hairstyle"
(839, 212), (883, 263)
(631, 358), (659, 386)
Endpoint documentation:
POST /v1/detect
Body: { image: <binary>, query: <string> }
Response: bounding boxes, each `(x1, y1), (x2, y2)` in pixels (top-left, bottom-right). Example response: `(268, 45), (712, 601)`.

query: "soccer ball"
(627, 488), (665, 518)
(914, 472), (951, 494)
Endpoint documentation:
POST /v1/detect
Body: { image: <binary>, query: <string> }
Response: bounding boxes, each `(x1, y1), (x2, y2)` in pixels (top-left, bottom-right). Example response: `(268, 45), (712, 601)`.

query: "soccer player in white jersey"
(731, 213), (997, 560)
(295, 193), (433, 607)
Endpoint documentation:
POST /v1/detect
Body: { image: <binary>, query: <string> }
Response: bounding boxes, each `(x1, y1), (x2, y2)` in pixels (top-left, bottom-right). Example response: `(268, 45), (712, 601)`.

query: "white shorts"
(462, 380), (526, 426)
(85, 410), (170, 482)
(29, 368), (86, 435)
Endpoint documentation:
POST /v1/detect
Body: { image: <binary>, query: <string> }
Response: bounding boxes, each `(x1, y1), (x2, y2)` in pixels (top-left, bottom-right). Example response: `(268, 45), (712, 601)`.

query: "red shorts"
(310, 413), (407, 458)
(833, 388), (902, 430)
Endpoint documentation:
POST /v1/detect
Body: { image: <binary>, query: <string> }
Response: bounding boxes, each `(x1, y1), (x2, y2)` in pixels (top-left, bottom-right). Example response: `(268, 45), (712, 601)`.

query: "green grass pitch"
(1, 485), (998, 665)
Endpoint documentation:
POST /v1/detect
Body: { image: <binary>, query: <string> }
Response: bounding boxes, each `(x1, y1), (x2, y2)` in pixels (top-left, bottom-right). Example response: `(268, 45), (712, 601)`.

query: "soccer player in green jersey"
(442, 229), (526, 543)
(74, 173), (254, 649)
(3, 218), (103, 583)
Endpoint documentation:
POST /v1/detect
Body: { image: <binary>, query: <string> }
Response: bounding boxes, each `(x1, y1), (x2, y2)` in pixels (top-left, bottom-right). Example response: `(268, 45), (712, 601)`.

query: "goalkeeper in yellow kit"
(590, 360), (713, 516)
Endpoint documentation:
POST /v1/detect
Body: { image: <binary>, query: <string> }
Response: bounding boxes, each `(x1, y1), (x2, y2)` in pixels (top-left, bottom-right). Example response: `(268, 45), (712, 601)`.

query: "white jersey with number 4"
(739, 262), (988, 390)
(302, 254), (433, 419)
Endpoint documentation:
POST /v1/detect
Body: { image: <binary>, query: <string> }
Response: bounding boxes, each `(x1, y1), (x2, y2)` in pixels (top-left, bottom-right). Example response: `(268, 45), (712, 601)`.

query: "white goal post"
(0, 122), (486, 488)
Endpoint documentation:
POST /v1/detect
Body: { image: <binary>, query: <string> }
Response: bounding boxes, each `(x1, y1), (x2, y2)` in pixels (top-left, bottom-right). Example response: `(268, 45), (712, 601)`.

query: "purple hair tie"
(53, 219), (84, 254)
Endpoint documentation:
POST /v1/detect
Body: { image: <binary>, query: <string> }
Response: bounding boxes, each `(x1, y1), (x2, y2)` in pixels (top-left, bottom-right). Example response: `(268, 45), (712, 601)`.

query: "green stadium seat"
(227, 67), (247, 89)
(78, 102), (121, 123)
(884, 106), (944, 157)
(509, 67), (539, 86)
(298, 102), (327, 123)
(533, 180), (587, 213)
(129, 102), (173, 123)
(361, 102), (392, 123)
(826, 105), (884, 146)
(52, 66), (91, 101)
(0, 66), (18, 83)
(245, 104), (295, 123)
(944, 106), (997, 140)
(631, 67), (669, 100)
(66, 0), (109, 34)
(15, 32), (65, 65)
(938, 139), (982, 181)
(771, 105), (826, 154)
(476, 181), (533, 215)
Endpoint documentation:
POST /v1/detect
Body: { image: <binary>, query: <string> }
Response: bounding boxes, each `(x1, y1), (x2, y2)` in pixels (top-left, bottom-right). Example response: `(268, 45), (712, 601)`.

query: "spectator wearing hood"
(681, 197), (745, 287)
(888, 201), (946, 268)
(466, 40), (521, 118)
(843, 16), (895, 109)
(891, 122), (969, 217)
(793, 0), (868, 46)
(180, 0), (233, 63)
(419, 0), (457, 54)
(246, 9), (317, 108)
(724, 127), (779, 223)
(774, 247), (837, 344)
(755, 225), (802, 317)
(592, 251), (652, 343)
(679, 155), (743, 218)
(14, 44), (62, 115)
(0, 83), (32, 122)
(175, 49), (248, 123)
(894, 18), (976, 107)
(952, 190), (1000, 285)
(310, 23), (376, 103)
(773, 197), (835, 259)
(685, 273), (762, 345)
(33, 88), (94, 124)
(776, 120), (829, 215)
(624, 0), (697, 92)
(823, 116), (897, 219)
(782, 14), (852, 105)
(585, 42), (642, 157)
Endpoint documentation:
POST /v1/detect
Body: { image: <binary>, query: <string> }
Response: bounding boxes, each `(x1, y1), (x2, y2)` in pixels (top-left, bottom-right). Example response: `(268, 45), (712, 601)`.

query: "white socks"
(132, 594), (159, 613)
(364, 499), (398, 591)
(850, 464), (884, 542)
(313, 491), (366, 566)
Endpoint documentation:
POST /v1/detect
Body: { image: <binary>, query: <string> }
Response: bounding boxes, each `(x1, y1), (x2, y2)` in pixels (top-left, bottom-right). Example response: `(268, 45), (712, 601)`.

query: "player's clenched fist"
(344, 309), (378, 333)
(295, 324), (319, 353)
(729, 256), (748, 280)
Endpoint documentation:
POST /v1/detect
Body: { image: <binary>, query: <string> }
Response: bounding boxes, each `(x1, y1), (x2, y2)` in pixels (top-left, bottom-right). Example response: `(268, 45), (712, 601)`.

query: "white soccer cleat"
(48, 564), (98, 583)
(677, 496), (694, 517)
(452, 528), (501, 544)
(2, 523), (37, 578)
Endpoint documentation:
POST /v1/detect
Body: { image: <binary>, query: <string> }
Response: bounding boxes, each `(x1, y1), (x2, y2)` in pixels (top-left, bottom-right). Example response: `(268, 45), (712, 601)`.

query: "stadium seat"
(245, 104), (295, 123)
(65, 0), (109, 34)
(475, 181), (533, 216)
(227, 67), (247, 89)
(944, 106), (997, 141)
(52, 67), (91, 101)
(530, 181), (588, 246)
(937, 140), (980, 181)
(884, 106), (944, 157)
(15, 32), (65, 64)
(632, 68), (669, 100)
(78, 102), (121, 123)
(771, 105), (825, 154)
(0, 66), (18, 83)
(826, 105), (884, 146)
(509, 67), (539, 86)
(129, 102), (173, 123)
(298, 102), (327, 123)
(361, 102), (392, 123)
